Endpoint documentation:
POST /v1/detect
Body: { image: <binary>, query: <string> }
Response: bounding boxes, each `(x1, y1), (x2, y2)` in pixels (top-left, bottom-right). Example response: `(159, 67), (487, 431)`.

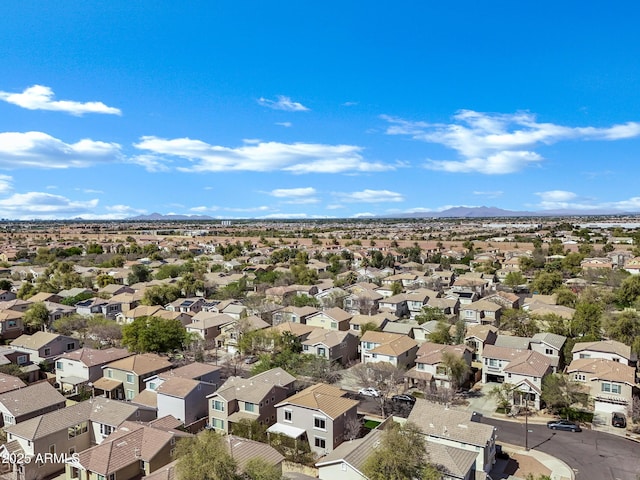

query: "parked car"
(546, 419), (581, 432)
(243, 355), (259, 364)
(392, 394), (416, 405)
(612, 412), (627, 428)
(358, 387), (381, 397)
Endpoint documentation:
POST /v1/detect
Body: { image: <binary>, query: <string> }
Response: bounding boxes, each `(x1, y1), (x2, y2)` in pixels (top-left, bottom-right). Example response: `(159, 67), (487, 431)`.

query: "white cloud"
(134, 137), (394, 174)
(473, 190), (503, 198)
(269, 187), (317, 198)
(532, 190), (640, 212)
(535, 190), (578, 202)
(382, 111), (640, 174)
(0, 85), (121, 116)
(257, 95), (309, 112)
(276, 122), (292, 127)
(76, 188), (104, 194)
(259, 213), (333, 219)
(0, 192), (98, 219)
(337, 189), (405, 203)
(326, 204), (344, 210)
(0, 175), (12, 194)
(0, 131), (122, 168)
(342, 101), (358, 107)
(352, 212), (376, 218)
(190, 205), (270, 213)
(105, 204), (147, 215)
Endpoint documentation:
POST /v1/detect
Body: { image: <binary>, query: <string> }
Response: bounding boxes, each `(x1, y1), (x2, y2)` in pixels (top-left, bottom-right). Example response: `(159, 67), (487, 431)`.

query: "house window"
(352, 324), (359, 331)
(488, 358), (498, 367)
(7, 320), (16, 328)
(100, 424), (115, 437)
(212, 400), (225, 412)
(212, 418), (224, 430)
(17, 355), (27, 365)
(66, 342), (75, 351)
(579, 353), (590, 359)
(314, 416), (326, 430)
(465, 310), (474, 318)
(436, 366), (447, 376)
(244, 402), (256, 413)
(330, 322), (337, 329)
(49, 444), (55, 454)
(126, 374), (134, 384)
(318, 347), (326, 357)
(284, 409), (292, 422)
(314, 437), (326, 449)
(303, 345), (309, 351)
(44, 348), (51, 356)
(126, 389), (134, 400)
(149, 382), (157, 390)
(602, 382), (622, 394)
(545, 348), (554, 355)
(3, 414), (14, 425)
(106, 369), (113, 378)
(574, 373), (586, 382)
(56, 361), (64, 371)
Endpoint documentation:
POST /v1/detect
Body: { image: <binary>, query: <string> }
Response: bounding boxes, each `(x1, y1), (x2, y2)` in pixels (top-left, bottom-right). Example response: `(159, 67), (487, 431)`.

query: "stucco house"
(55, 347), (133, 393)
(360, 331), (418, 369)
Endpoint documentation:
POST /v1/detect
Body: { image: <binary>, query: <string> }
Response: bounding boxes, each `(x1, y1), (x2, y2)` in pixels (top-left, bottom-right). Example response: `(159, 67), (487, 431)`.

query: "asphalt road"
(485, 418), (640, 480)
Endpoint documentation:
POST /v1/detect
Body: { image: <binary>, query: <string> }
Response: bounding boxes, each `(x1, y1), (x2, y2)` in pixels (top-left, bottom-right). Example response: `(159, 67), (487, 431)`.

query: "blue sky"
(1, 1), (640, 220)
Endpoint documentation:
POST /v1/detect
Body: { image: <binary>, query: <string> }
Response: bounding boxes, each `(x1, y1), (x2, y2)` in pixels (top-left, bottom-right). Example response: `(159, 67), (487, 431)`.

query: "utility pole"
(524, 396), (529, 451)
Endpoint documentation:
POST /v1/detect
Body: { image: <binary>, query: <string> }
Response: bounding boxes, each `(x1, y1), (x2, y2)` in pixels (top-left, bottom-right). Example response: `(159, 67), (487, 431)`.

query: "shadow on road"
(530, 432), (556, 450)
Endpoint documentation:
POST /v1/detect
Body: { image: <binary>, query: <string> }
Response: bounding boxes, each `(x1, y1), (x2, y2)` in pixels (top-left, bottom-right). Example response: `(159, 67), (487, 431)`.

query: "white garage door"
(594, 400), (625, 415)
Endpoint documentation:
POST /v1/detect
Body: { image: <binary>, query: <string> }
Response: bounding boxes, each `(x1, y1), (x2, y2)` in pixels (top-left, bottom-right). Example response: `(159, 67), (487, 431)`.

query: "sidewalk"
(495, 442), (575, 480)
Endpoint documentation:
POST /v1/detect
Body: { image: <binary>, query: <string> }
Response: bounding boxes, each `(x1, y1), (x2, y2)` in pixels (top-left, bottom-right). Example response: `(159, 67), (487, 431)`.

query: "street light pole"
(525, 396), (529, 451)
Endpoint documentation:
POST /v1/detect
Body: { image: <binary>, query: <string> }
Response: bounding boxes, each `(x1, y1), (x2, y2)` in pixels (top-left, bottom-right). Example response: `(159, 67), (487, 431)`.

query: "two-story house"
(464, 324), (498, 367)
(301, 329), (359, 366)
(207, 367), (296, 433)
(271, 306), (319, 326)
(217, 315), (270, 353)
(165, 297), (206, 314)
(66, 420), (191, 480)
(348, 313), (394, 335)
(377, 294), (409, 319)
(0, 381), (66, 427)
(571, 339), (636, 366)
(10, 332), (79, 365)
(55, 347), (133, 393)
(459, 300), (502, 326)
(567, 358), (638, 414)
(360, 331), (418, 369)
(305, 307), (353, 332)
(530, 332), (567, 372)
(405, 343), (473, 391)
(269, 383), (359, 455)
(0, 309), (24, 340)
(502, 350), (553, 410)
(94, 353), (173, 401)
(1, 397), (154, 480)
(185, 312), (235, 344)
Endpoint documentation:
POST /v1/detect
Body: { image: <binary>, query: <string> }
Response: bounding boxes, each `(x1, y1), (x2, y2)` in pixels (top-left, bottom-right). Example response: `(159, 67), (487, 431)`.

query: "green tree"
(391, 281), (403, 296)
(554, 287), (577, 308)
(617, 275), (640, 307)
(0, 363), (30, 382)
(415, 306), (446, 325)
(96, 274), (117, 288)
(52, 314), (88, 337)
(428, 320), (452, 344)
(531, 271), (563, 295)
(499, 309), (539, 337)
(121, 316), (187, 353)
(175, 430), (237, 480)
(0, 279), (12, 291)
(441, 350), (470, 390)
(570, 301), (603, 338)
(231, 418), (268, 443)
(503, 271), (526, 288)
(361, 421), (440, 480)
(605, 310), (640, 354)
(127, 264), (152, 285)
(16, 282), (35, 299)
(142, 284), (182, 306)
(489, 383), (516, 411)
(290, 294), (320, 308)
(23, 302), (50, 332)
(541, 374), (588, 418)
(242, 458), (284, 480)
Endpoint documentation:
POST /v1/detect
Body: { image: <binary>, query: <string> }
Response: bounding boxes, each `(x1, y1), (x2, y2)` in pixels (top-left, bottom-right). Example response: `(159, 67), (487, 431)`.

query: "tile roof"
(464, 323), (498, 342)
(55, 347), (133, 367)
(302, 329), (356, 349)
(415, 343), (471, 365)
(494, 335), (531, 350)
(156, 377), (200, 398)
(482, 344), (528, 361)
(186, 312), (235, 330)
(226, 435), (284, 471)
(0, 381), (65, 417)
(361, 331), (418, 356)
(210, 367), (295, 404)
(0, 372), (26, 394)
(131, 389), (158, 408)
(567, 358), (637, 384)
(5, 397), (140, 440)
(426, 441), (478, 478)
(105, 353), (173, 375)
(162, 362), (220, 380)
(531, 332), (567, 350)
(10, 332), (69, 350)
(276, 383), (358, 419)
(571, 339), (633, 360)
(407, 399), (495, 447)
(503, 350), (552, 378)
(316, 428), (383, 473)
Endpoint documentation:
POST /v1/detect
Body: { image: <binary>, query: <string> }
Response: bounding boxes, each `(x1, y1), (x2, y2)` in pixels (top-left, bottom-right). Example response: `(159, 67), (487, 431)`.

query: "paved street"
(484, 418), (640, 480)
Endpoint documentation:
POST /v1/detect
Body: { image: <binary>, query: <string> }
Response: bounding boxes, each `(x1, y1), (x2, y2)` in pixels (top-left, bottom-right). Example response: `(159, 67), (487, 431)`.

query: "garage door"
(595, 400), (625, 414)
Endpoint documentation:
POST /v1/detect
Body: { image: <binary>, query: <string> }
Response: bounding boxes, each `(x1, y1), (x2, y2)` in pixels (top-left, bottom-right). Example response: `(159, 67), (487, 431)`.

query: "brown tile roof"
(0, 372), (26, 394)
(226, 435), (284, 471)
(407, 399), (495, 447)
(503, 350), (552, 378)
(93, 377), (123, 391)
(142, 459), (178, 480)
(156, 377), (200, 398)
(5, 397), (140, 440)
(316, 429), (384, 471)
(105, 353), (173, 375)
(148, 415), (183, 430)
(361, 331), (418, 356)
(350, 313), (397, 327)
(131, 389), (158, 408)
(210, 367), (295, 404)
(571, 339), (633, 360)
(465, 324), (498, 342)
(276, 383), (358, 419)
(162, 362), (220, 380)
(56, 347), (133, 367)
(567, 358), (637, 384)
(302, 329), (356, 349)
(415, 343), (471, 365)
(313, 307), (353, 323)
(0, 381), (65, 417)
(186, 312), (235, 330)
(482, 344), (528, 361)
(10, 332), (68, 350)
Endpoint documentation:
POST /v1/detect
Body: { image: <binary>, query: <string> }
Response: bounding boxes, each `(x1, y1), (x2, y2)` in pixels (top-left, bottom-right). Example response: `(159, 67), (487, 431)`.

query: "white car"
(358, 387), (381, 397)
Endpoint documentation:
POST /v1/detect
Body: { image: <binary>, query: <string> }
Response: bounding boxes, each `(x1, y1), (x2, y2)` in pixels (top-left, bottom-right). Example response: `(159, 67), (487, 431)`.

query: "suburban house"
(217, 315), (270, 353)
(571, 339), (636, 366)
(0, 381), (66, 427)
(530, 332), (567, 371)
(348, 313), (394, 334)
(405, 343), (473, 391)
(0, 310), (24, 340)
(502, 350), (553, 410)
(94, 353), (173, 401)
(377, 293), (410, 318)
(407, 399), (497, 476)
(185, 311), (235, 343)
(165, 297), (206, 314)
(271, 305), (318, 326)
(207, 367), (296, 433)
(269, 383), (359, 455)
(482, 345), (529, 384)
(55, 347), (133, 393)
(1, 397), (154, 480)
(10, 331), (79, 365)
(459, 300), (502, 325)
(0, 372), (26, 394)
(75, 297), (109, 316)
(464, 324), (498, 366)
(65, 420), (191, 480)
(305, 307), (353, 331)
(566, 358), (638, 414)
(343, 289), (382, 316)
(316, 427), (477, 480)
(301, 329), (359, 366)
(360, 331), (418, 369)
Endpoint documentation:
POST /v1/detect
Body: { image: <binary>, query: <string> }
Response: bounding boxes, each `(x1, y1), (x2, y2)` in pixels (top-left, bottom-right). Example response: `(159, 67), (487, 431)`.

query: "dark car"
(612, 412), (627, 428)
(547, 419), (581, 432)
(392, 394), (416, 405)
